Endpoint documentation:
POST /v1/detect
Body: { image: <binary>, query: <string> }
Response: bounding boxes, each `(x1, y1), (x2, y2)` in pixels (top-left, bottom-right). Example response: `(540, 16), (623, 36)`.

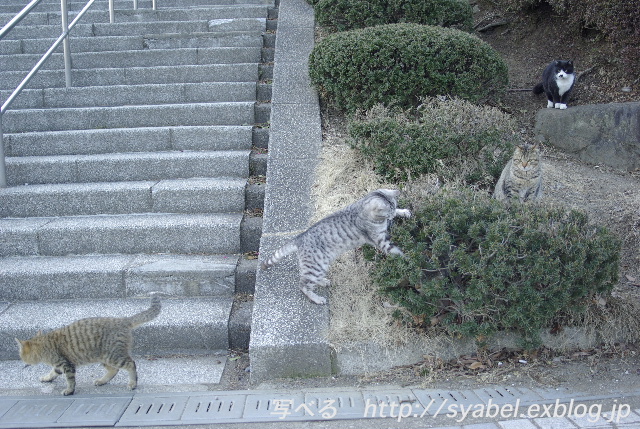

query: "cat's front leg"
(394, 208), (411, 218)
(40, 367), (61, 383)
(374, 231), (405, 257)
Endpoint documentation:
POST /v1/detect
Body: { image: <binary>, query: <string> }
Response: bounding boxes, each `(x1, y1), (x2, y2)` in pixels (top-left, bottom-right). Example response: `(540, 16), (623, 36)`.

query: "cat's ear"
(378, 189), (400, 198)
(15, 338), (24, 351)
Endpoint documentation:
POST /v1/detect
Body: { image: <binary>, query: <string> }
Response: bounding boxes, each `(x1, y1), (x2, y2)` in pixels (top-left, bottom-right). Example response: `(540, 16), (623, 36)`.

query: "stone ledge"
(535, 102), (640, 171)
(249, 0), (331, 383)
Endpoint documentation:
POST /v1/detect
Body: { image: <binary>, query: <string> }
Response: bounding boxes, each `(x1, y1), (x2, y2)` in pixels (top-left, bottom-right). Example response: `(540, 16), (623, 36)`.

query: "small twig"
(476, 19), (509, 32)
(576, 66), (596, 82)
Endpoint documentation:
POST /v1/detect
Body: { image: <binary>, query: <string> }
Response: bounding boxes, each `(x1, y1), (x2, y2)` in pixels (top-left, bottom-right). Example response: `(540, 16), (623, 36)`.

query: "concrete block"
(126, 254), (239, 297)
(151, 177), (246, 214)
(0, 254), (133, 301)
(36, 213), (242, 256)
(171, 125), (253, 151)
(229, 300), (253, 349)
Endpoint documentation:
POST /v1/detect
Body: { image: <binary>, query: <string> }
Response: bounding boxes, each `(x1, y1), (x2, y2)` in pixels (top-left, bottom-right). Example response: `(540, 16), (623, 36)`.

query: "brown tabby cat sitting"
(16, 294), (161, 395)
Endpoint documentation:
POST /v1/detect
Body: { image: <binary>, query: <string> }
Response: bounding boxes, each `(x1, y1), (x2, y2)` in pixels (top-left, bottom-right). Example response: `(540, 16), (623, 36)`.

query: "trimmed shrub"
(370, 189), (621, 349)
(314, 0), (473, 32)
(309, 24), (509, 113)
(348, 98), (516, 186)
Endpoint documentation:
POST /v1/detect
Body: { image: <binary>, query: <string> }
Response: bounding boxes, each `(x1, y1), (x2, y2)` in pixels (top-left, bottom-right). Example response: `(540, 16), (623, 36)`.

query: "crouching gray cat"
(261, 189), (411, 304)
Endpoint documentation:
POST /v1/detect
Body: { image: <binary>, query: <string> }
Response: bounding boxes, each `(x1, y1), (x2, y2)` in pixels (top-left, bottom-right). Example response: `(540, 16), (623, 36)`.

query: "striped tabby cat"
(261, 189), (411, 305)
(15, 294), (161, 396)
(493, 142), (542, 202)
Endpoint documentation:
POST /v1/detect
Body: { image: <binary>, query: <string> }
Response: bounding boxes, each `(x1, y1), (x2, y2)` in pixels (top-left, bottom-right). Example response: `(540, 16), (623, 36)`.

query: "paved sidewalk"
(1, 384), (640, 428)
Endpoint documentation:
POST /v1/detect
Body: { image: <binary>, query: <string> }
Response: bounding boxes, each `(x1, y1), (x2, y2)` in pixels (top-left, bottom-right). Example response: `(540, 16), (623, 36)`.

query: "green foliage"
(309, 24), (509, 113)
(314, 0), (473, 32)
(348, 98), (516, 186)
(373, 189), (620, 349)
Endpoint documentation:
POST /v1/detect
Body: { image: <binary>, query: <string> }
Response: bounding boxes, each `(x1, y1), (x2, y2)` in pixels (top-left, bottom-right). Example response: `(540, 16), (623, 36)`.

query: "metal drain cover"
(180, 393), (246, 424)
(57, 397), (131, 426)
(117, 396), (188, 426)
(0, 398), (71, 428)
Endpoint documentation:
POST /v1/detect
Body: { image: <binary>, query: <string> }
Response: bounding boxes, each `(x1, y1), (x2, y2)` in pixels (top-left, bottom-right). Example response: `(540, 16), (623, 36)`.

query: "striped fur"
(15, 294), (161, 395)
(261, 189), (411, 305)
(494, 143), (542, 203)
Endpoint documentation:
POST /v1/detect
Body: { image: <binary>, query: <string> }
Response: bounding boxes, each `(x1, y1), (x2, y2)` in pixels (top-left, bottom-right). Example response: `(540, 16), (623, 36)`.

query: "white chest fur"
(556, 73), (575, 96)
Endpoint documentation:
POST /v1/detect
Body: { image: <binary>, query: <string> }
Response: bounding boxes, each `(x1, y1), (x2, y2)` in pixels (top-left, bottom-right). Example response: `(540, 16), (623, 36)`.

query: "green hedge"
(349, 98), (516, 185)
(371, 190), (620, 349)
(314, 0), (473, 32)
(309, 24), (509, 113)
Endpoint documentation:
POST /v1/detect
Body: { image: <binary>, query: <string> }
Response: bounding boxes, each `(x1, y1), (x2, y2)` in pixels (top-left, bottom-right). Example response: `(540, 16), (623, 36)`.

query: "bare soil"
(226, 2), (640, 393)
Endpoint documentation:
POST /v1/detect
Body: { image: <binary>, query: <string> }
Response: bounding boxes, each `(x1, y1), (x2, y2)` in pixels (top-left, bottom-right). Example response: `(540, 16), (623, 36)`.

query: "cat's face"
(554, 60), (574, 79)
(513, 144), (540, 171)
(15, 338), (39, 365)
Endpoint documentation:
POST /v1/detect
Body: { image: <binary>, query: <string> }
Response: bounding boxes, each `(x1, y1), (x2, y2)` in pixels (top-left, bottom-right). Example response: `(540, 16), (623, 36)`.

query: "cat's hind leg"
(95, 363), (119, 386)
(112, 358), (137, 390)
(300, 280), (327, 305)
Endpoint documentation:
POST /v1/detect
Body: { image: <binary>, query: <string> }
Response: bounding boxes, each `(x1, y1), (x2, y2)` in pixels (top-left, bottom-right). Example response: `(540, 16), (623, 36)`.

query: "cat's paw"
(62, 388), (75, 396)
(127, 381), (137, 390)
(40, 375), (55, 383)
(301, 287), (327, 305)
(388, 247), (405, 257)
(396, 209), (412, 218)
(94, 379), (107, 386)
(546, 100), (554, 108)
(317, 278), (331, 287)
(554, 103), (567, 109)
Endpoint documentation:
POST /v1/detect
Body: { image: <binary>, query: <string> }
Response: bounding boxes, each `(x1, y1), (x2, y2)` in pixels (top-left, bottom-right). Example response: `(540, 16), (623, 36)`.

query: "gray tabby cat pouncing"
(261, 189), (411, 305)
(16, 294), (161, 395)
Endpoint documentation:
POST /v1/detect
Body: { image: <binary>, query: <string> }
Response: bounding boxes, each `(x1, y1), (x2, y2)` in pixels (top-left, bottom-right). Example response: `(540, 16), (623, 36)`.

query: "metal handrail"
(0, 0), (157, 188)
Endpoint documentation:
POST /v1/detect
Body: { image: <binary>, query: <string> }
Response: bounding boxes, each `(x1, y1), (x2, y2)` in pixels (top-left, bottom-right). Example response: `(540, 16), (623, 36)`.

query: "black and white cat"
(533, 60), (575, 110)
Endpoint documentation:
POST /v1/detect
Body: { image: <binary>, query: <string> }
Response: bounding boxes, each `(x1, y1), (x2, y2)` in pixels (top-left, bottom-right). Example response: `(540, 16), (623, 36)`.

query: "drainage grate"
(242, 393), (306, 421)
(0, 398), (71, 429)
(57, 397), (131, 426)
(0, 399), (17, 420)
(180, 393), (246, 424)
(116, 396), (188, 426)
(304, 391), (366, 420)
(413, 389), (482, 416)
(473, 386), (543, 405)
(361, 390), (425, 419)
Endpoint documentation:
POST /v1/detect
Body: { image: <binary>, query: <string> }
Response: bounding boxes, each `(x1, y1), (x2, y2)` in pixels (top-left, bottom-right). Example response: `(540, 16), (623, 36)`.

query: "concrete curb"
(249, 0), (331, 382)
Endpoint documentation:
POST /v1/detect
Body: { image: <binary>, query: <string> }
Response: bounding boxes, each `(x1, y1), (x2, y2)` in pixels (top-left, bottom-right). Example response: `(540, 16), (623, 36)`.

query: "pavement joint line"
(2, 387), (640, 428)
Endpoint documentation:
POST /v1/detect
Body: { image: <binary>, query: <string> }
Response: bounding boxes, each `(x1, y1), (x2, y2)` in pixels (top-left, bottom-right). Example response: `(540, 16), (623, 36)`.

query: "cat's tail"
(532, 82), (544, 94)
(260, 241), (297, 270)
(127, 293), (161, 328)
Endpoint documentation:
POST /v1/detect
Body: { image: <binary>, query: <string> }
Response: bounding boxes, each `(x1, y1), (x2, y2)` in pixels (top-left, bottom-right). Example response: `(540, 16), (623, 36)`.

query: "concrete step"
(6, 150), (249, 186)
(2, 102), (255, 133)
(0, 0), (274, 14)
(0, 18), (267, 41)
(2, 46), (262, 72)
(2, 81), (258, 110)
(0, 31), (263, 55)
(0, 253), (240, 301)
(0, 212), (243, 257)
(4, 125), (253, 156)
(0, 177), (247, 217)
(0, 297), (234, 359)
(0, 62), (258, 90)
(0, 5), (271, 29)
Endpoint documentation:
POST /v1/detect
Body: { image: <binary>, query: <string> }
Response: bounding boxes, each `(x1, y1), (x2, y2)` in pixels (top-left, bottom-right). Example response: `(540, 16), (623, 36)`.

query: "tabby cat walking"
(494, 142), (543, 202)
(261, 189), (411, 305)
(15, 294), (161, 395)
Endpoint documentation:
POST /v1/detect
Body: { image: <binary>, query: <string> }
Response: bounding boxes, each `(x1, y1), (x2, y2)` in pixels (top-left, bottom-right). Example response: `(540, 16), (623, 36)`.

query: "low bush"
(309, 24), (509, 113)
(348, 98), (516, 186)
(314, 0), (473, 32)
(369, 189), (621, 349)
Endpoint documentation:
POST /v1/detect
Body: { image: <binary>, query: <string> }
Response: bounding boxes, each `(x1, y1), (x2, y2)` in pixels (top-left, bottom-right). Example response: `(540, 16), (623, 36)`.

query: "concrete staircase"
(0, 0), (274, 360)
